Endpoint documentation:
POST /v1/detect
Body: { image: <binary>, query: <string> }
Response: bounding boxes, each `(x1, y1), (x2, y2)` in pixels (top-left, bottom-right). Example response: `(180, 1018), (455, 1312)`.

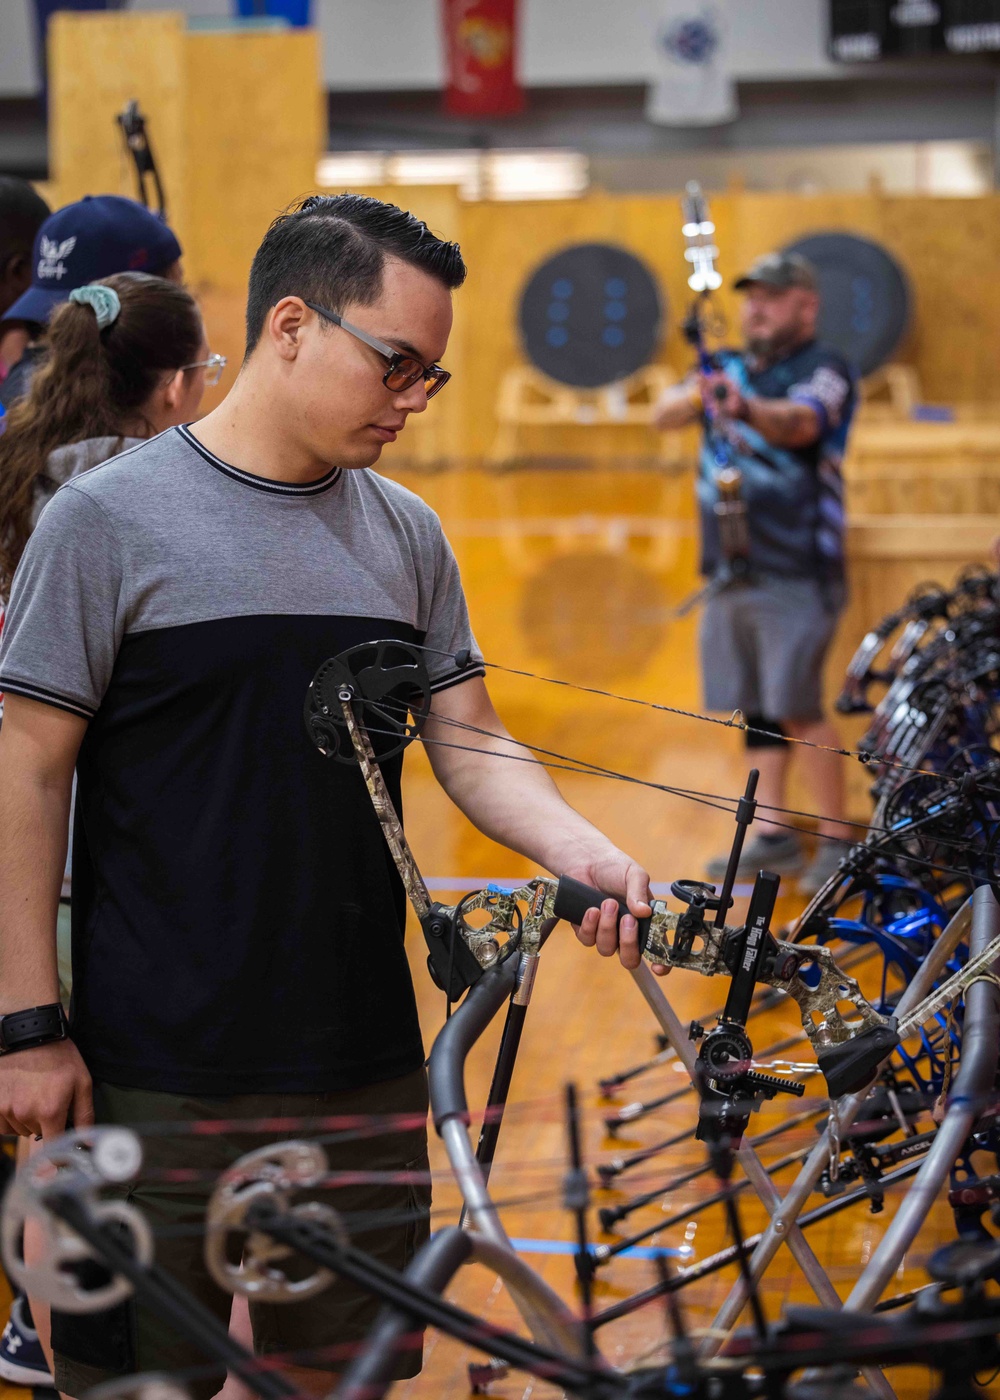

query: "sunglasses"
(303, 300), (451, 400)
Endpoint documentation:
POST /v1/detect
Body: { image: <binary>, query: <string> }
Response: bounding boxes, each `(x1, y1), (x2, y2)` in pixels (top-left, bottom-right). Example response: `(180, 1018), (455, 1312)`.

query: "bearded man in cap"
(654, 250), (857, 894)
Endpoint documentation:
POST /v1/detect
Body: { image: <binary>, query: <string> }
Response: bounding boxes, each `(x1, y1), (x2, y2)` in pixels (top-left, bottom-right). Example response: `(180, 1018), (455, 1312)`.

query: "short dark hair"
(0, 177), (50, 265)
(244, 193), (467, 357)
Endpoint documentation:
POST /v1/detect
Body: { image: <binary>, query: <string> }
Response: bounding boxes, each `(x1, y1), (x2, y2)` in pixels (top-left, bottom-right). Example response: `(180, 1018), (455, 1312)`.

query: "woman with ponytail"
(0, 270), (214, 599)
(0, 270), (214, 1390)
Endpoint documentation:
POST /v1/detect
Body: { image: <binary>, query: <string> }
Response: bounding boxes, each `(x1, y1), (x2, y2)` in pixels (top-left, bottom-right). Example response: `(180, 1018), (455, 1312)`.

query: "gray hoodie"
(31, 435), (144, 529)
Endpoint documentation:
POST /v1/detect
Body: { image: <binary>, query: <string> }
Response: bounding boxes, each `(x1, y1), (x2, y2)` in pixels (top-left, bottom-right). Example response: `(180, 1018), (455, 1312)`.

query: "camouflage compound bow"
(304, 639), (904, 1115)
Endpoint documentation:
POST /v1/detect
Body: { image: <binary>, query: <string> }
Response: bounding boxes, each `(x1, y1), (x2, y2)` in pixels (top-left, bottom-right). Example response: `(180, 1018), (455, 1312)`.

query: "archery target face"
(518, 244), (665, 389)
(782, 232), (911, 376)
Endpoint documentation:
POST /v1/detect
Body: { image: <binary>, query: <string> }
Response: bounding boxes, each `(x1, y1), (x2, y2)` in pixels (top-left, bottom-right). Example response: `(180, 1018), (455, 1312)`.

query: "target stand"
(488, 363), (682, 467)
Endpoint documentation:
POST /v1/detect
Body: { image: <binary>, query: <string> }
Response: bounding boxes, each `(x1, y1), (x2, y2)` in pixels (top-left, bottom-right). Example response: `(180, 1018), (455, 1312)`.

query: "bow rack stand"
(300, 639), (961, 1363)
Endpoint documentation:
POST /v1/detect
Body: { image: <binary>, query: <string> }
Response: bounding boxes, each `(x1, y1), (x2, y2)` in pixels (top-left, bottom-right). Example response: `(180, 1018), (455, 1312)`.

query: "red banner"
(442, 0), (523, 117)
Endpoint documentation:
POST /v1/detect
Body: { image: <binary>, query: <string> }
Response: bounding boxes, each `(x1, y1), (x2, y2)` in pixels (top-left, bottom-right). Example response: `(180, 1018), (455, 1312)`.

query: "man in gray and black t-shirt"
(0, 195), (651, 1395)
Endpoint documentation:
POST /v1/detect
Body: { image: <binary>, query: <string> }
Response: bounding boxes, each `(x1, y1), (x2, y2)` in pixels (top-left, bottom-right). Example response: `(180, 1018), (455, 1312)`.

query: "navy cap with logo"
(733, 251), (818, 293)
(1, 195), (183, 326)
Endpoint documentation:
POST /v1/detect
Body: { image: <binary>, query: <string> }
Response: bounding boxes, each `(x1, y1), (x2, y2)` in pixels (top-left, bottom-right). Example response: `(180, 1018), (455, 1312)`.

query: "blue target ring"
(519, 243), (664, 388)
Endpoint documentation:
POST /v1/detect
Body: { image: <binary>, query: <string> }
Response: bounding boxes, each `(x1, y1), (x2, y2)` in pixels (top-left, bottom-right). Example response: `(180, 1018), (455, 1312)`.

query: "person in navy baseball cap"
(3, 195), (183, 327)
(0, 196), (183, 410)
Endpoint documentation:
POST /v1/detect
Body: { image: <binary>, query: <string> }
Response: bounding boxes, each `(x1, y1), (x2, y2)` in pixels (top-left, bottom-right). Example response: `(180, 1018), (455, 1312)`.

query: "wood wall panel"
(47, 11), (322, 392)
(366, 186), (1000, 464)
(182, 29), (322, 294)
(48, 12), (188, 220)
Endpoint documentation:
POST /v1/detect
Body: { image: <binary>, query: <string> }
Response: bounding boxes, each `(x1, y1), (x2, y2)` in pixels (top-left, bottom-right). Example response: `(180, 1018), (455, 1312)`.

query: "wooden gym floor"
(0, 466), (979, 1399)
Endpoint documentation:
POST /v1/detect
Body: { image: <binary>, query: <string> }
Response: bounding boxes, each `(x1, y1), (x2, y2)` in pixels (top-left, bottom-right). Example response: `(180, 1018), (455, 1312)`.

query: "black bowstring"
(140, 1184), (572, 1242)
(412, 642), (994, 792)
(417, 702), (998, 861)
(88, 1103), (888, 1244)
(357, 700), (987, 888)
(15, 1087), (595, 1146)
(365, 681), (999, 869)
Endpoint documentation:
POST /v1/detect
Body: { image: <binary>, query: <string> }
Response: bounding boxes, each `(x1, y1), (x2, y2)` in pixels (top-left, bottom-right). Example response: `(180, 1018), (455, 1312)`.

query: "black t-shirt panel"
(71, 613), (424, 1093)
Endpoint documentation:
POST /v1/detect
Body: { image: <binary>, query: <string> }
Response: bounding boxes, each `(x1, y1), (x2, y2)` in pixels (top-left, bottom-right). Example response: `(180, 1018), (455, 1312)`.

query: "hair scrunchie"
(68, 283), (121, 330)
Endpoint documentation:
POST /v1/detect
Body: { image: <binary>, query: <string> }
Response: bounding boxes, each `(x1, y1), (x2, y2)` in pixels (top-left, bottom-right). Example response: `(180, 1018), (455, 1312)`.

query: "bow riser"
(443, 880), (889, 1062)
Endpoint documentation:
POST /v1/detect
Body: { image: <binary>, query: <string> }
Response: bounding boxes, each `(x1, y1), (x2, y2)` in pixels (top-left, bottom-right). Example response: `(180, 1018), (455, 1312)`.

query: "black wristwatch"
(0, 1003), (68, 1055)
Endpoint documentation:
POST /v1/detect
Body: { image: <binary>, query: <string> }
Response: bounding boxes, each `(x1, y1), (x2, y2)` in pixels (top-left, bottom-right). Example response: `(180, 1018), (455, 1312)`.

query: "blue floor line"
(509, 1237), (693, 1261)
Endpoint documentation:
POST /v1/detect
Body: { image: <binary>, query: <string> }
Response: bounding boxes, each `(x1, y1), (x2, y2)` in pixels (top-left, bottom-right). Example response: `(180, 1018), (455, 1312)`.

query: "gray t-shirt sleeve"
(423, 528), (485, 693)
(0, 484), (127, 718)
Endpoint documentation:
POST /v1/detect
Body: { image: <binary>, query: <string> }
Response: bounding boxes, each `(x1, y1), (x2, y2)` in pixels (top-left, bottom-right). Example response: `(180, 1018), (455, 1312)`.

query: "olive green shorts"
(52, 1070), (430, 1400)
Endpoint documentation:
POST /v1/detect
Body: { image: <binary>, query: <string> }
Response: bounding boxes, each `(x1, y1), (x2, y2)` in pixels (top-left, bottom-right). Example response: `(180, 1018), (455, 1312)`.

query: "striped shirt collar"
(177, 425), (343, 497)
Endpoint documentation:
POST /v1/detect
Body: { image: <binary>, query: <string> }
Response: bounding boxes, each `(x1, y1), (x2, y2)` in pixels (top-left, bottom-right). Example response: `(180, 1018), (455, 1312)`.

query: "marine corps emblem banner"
(442, 0), (523, 117)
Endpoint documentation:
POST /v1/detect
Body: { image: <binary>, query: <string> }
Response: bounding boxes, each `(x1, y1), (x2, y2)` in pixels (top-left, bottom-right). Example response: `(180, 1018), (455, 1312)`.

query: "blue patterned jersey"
(697, 339), (856, 581)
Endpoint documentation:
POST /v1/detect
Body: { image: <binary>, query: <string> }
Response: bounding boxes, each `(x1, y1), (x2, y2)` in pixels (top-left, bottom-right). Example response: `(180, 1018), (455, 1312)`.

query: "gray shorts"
(52, 1070), (430, 1400)
(699, 575), (843, 723)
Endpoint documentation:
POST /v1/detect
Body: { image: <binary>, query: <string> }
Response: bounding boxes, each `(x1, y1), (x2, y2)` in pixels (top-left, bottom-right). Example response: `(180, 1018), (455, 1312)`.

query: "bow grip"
(553, 875), (652, 954)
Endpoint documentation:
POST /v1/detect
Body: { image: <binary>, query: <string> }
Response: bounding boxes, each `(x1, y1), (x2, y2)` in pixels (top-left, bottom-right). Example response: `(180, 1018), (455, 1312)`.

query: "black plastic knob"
(670, 879), (730, 914)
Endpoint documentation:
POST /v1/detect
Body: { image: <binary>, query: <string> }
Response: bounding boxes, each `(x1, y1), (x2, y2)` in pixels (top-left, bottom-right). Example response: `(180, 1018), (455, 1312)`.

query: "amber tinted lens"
(384, 358), (425, 392)
(424, 368), (451, 399)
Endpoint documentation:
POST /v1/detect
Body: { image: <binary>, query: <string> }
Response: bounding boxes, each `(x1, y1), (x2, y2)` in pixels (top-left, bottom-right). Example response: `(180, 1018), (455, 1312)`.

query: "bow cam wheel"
(305, 639), (432, 766)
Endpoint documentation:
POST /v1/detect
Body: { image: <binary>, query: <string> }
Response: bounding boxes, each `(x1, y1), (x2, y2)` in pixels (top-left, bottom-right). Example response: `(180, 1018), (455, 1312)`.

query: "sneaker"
(798, 839), (854, 896)
(0, 1293), (54, 1387)
(704, 830), (805, 883)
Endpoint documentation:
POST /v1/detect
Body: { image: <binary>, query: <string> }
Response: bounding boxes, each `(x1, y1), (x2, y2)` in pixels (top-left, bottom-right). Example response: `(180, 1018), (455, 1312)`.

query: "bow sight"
(116, 101), (167, 218)
(681, 181), (723, 350)
(676, 182), (750, 618)
(305, 640), (902, 1132)
(691, 870), (807, 1150)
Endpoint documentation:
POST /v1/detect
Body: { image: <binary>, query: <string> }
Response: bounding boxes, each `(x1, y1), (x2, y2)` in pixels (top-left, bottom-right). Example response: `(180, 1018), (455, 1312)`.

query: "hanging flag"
(646, 4), (738, 127)
(442, 0), (524, 117)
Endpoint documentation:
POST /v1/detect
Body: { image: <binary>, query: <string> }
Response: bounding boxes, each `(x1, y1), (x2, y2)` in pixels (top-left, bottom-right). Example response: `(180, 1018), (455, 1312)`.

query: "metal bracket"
(205, 1141), (342, 1303)
(0, 1127), (151, 1313)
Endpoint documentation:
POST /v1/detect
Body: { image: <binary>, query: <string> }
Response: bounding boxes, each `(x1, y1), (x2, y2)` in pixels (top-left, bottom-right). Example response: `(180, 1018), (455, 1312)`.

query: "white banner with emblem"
(645, 3), (738, 127)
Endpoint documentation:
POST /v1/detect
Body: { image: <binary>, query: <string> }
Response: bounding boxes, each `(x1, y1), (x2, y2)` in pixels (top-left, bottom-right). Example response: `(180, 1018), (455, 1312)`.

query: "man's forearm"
(742, 395), (820, 449)
(0, 770), (71, 1011)
(424, 679), (653, 956)
(425, 714), (623, 875)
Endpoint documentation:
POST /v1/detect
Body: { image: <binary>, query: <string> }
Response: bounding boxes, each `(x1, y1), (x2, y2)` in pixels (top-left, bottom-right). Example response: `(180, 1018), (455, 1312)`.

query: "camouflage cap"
(733, 251), (818, 292)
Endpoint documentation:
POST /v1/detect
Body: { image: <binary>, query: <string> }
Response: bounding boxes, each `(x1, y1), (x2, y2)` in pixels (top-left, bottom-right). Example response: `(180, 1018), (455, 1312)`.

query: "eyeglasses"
(181, 352), (227, 387)
(303, 300), (451, 400)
